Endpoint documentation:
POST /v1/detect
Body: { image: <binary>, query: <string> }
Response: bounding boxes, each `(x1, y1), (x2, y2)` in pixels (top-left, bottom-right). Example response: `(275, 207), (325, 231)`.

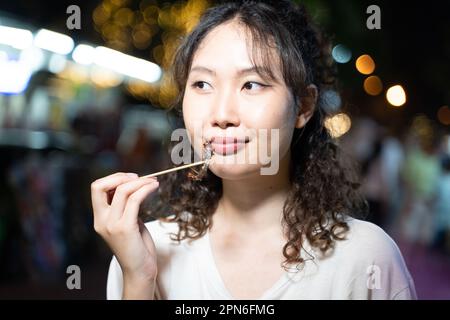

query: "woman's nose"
(209, 90), (240, 129)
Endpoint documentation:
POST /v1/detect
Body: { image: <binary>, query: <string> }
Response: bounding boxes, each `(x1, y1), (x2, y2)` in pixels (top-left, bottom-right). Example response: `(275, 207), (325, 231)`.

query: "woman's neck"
(213, 153), (291, 235)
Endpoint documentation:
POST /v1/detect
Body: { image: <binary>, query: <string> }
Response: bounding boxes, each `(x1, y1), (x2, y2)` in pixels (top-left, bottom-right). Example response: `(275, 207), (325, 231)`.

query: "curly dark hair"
(147, 0), (368, 269)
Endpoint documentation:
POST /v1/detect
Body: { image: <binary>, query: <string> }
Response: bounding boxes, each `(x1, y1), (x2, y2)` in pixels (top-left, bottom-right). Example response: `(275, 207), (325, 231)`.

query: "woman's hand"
(91, 172), (159, 299)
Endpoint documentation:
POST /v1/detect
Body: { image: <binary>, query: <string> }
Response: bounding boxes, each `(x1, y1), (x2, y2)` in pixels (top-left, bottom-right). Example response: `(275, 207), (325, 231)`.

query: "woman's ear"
(295, 84), (318, 129)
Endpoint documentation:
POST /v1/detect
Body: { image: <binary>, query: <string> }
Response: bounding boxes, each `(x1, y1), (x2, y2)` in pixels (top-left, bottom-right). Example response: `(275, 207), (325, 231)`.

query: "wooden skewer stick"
(142, 141), (214, 179)
(141, 160), (208, 179)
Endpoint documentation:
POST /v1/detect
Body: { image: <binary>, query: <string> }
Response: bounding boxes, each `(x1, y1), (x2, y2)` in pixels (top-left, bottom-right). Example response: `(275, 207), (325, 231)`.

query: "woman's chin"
(209, 162), (262, 180)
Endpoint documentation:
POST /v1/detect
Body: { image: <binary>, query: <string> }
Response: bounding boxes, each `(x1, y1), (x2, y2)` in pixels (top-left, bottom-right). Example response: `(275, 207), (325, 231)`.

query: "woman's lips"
(210, 136), (249, 155)
(211, 142), (247, 155)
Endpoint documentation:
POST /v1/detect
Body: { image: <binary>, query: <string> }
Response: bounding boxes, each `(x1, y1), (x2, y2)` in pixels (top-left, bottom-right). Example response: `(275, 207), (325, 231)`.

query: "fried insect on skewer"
(141, 140), (214, 180)
(187, 140), (214, 181)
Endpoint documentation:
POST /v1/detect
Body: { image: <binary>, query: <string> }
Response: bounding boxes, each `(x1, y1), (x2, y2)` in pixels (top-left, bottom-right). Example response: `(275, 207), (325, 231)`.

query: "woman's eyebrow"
(236, 66), (279, 82)
(236, 67), (262, 77)
(190, 66), (216, 76)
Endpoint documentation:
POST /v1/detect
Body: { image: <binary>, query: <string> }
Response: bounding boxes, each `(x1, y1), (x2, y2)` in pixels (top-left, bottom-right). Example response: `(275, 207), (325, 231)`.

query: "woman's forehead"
(194, 21), (250, 62)
(191, 20), (282, 80)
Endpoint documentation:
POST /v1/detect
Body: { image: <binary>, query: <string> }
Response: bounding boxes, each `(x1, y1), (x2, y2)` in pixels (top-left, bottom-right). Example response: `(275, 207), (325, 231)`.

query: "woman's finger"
(91, 172), (138, 210)
(109, 177), (158, 220)
(121, 181), (159, 227)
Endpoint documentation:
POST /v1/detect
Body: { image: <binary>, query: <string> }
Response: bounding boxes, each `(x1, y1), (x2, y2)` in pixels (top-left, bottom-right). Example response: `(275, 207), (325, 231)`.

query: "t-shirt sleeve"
(340, 220), (417, 300)
(106, 255), (123, 300)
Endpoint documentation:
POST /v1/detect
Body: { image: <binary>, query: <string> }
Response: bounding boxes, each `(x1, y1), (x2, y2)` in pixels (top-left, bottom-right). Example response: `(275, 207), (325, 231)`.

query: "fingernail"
(127, 173), (138, 178)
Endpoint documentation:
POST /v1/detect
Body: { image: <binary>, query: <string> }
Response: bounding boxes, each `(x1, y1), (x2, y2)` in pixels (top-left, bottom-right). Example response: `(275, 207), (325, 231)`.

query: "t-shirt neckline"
(201, 230), (292, 300)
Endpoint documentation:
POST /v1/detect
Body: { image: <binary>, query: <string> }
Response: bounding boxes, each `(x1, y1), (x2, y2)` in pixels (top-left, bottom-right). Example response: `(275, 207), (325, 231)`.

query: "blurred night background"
(0, 0), (449, 299)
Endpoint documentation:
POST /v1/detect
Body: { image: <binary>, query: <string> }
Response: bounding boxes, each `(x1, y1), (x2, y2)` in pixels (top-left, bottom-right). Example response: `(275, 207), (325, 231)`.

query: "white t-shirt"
(106, 217), (417, 300)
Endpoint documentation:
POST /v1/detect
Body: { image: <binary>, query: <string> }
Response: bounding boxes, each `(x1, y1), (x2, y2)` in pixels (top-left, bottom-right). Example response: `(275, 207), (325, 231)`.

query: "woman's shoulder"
(327, 217), (417, 299)
(322, 216), (406, 268)
(306, 216), (412, 279)
(341, 217), (401, 258)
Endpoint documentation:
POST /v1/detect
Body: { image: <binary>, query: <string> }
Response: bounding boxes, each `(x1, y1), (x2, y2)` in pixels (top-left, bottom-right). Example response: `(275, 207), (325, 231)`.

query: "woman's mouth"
(210, 136), (249, 155)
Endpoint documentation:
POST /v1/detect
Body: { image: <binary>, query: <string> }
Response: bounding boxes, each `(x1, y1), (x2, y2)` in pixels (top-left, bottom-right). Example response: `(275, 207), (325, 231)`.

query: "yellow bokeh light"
(143, 5), (160, 24)
(411, 114), (433, 142)
(158, 73), (178, 107)
(355, 54), (375, 75)
(58, 63), (89, 84)
(363, 75), (383, 96)
(386, 85), (406, 107)
(90, 66), (123, 88)
(110, 0), (129, 8)
(158, 6), (172, 28)
(93, 4), (112, 26)
(126, 80), (155, 100)
(114, 8), (133, 27)
(152, 44), (164, 65)
(91, 0), (211, 105)
(324, 113), (352, 138)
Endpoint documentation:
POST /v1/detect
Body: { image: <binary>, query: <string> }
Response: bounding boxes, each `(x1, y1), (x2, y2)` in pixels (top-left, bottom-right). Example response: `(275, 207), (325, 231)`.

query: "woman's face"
(183, 20), (298, 180)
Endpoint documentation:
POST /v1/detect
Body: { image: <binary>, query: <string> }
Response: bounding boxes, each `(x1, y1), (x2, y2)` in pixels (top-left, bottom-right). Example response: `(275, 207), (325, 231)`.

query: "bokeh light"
(332, 44), (352, 64)
(363, 75), (383, 96)
(355, 54), (375, 75)
(90, 66), (123, 88)
(386, 85), (407, 107)
(437, 105), (450, 125)
(91, 0), (210, 106)
(72, 44), (95, 65)
(324, 113), (352, 138)
(411, 114), (434, 145)
(321, 89), (342, 113)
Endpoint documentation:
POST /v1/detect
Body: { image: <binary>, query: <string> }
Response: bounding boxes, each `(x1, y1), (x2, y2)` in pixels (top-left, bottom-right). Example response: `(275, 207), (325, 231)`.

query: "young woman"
(91, 0), (417, 299)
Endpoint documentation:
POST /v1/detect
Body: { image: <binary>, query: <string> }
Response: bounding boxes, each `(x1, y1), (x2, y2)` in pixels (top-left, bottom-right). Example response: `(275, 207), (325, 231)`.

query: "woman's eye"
(191, 81), (211, 90)
(242, 81), (267, 91)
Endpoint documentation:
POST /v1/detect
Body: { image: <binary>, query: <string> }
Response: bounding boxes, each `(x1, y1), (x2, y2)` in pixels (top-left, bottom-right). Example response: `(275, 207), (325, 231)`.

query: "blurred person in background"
(361, 134), (388, 228)
(361, 131), (405, 231)
(380, 134), (405, 233)
(398, 126), (440, 252)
